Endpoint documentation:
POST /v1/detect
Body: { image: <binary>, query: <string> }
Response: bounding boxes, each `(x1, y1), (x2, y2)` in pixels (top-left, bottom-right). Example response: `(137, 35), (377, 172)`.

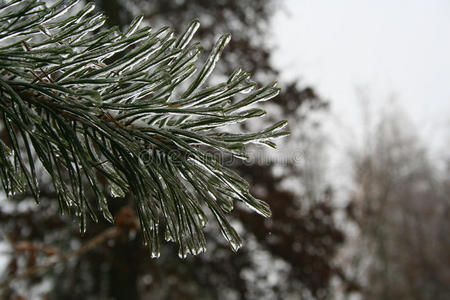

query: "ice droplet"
(198, 213), (208, 227)
(228, 238), (242, 252)
(164, 226), (174, 242)
(178, 246), (188, 259)
(150, 250), (160, 259)
(110, 183), (125, 198)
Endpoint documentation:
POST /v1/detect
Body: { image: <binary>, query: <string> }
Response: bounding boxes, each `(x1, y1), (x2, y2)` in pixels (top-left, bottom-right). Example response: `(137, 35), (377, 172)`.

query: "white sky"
(271, 0), (450, 152)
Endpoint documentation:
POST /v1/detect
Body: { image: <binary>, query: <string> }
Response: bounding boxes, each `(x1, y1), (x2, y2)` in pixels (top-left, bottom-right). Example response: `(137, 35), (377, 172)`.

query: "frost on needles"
(0, 0), (289, 258)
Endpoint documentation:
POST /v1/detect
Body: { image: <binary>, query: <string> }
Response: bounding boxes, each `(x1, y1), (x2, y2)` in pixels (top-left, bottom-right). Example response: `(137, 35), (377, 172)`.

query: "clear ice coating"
(150, 229), (160, 258)
(240, 84), (256, 94)
(176, 19), (200, 50)
(110, 183), (126, 198)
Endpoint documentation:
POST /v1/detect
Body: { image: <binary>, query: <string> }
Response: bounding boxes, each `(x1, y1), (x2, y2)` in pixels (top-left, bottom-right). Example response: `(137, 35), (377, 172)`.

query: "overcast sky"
(271, 0), (450, 152)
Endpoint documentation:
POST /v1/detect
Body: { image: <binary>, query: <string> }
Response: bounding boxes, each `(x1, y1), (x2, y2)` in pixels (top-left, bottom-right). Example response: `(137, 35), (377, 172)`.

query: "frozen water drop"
(110, 183), (125, 198)
(150, 250), (160, 259)
(178, 246), (187, 259)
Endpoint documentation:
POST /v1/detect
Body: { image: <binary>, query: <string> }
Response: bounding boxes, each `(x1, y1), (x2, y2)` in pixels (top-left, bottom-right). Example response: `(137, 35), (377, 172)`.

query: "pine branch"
(0, 0), (288, 257)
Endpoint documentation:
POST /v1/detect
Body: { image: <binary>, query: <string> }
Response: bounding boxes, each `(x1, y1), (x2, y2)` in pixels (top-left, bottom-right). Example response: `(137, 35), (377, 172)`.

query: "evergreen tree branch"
(0, 0), (288, 257)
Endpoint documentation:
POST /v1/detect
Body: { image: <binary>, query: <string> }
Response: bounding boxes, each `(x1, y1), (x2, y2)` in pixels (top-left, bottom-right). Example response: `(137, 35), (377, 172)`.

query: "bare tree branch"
(0, 226), (120, 288)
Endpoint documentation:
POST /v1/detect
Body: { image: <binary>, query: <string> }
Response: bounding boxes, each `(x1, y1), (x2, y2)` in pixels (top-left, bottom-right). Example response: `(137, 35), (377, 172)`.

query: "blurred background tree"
(0, 0), (349, 299)
(343, 103), (450, 300)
